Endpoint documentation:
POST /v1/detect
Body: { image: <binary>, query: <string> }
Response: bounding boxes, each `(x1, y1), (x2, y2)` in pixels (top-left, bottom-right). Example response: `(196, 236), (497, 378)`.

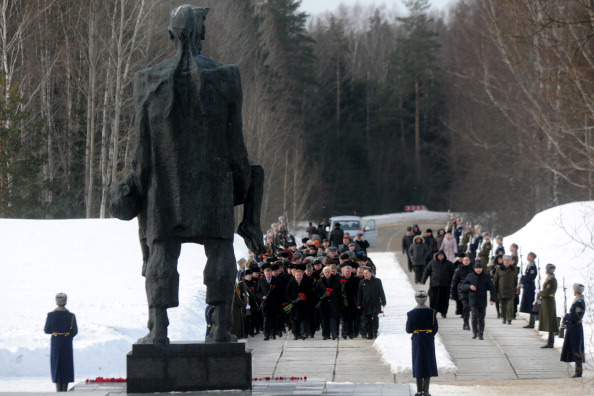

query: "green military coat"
(537, 275), (558, 332)
(478, 240), (492, 272)
(493, 265), (519, 299)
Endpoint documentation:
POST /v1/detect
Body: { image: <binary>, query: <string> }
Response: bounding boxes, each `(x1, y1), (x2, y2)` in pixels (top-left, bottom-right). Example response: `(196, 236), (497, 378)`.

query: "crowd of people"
(209, 217), (386, 343)
(402, 214), (587, 378)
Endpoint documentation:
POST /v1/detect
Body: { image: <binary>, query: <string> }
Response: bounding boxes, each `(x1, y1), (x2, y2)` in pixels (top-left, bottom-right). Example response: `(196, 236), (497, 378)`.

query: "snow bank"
(505, 201), (594, 359)
(373, 252), (456, 374)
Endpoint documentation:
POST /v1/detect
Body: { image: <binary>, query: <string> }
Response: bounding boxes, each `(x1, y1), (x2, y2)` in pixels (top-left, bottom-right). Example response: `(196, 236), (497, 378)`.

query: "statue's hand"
(237, 220), (265, 254)
(108, 172), (141, 221)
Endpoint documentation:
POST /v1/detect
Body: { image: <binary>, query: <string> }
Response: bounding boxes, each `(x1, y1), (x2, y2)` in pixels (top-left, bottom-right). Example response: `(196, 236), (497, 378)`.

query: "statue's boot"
(206, 302), (238, 342)
(137, 307), (169, 344)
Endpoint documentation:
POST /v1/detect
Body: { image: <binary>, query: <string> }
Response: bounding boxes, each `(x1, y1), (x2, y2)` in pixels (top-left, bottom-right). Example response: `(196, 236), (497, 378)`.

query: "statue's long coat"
(132, 51), (251, 245)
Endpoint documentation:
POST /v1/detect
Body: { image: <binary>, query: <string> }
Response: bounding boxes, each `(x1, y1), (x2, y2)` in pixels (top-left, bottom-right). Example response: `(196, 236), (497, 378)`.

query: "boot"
(478, 333), (484, 340)
(573, 361), (583, 378)
(541, 332), (554, 348)
(523, 314), (535, 328)
(423, 377), (431, 396)
(415, 377), (423, 396)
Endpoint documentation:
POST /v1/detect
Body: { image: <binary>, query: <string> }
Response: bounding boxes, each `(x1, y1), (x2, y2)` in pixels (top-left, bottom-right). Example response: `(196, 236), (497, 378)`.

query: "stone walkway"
(385, 218), (575, 382)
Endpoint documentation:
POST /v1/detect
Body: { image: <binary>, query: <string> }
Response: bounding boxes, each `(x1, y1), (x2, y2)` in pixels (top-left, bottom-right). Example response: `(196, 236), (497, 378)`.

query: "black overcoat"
(356, 276), (387, 316)
(285, 276), (314, 321)
(461, 271), (496, 307)
(561, 296), (586, 363)
(422, 257), (455, 287)
(406, 306), (438, 378)
(44, 310), (78, 383)
(257, 276), (283, 315)
(315, 275), (342, 318)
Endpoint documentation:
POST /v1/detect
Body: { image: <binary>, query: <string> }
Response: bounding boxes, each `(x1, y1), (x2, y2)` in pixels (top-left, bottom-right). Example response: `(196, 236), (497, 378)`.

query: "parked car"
(326, 215), (378, 247)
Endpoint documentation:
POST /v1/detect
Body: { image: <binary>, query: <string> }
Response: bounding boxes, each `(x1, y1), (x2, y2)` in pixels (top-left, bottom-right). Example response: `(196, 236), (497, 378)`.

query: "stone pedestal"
(126, 341), (252, 393)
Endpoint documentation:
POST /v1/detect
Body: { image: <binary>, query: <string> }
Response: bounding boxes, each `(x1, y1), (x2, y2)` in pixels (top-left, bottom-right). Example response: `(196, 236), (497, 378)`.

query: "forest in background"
(1, 0), (593, 234)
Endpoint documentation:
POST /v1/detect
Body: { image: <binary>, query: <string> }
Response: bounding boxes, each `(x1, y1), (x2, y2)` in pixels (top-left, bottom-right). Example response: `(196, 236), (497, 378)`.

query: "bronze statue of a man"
(109, 4), (264, 344)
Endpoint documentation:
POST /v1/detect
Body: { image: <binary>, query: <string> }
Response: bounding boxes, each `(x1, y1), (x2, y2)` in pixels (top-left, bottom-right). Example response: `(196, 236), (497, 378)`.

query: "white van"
(327, 215), (378, 247)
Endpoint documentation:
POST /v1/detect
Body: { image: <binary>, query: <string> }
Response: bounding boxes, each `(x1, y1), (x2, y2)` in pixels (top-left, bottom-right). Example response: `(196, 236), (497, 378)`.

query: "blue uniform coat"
(44, 310), (78, 383)
(561, 296), (586, 363)
(406, 306), (438, 378)
(520, 261), (538, 313)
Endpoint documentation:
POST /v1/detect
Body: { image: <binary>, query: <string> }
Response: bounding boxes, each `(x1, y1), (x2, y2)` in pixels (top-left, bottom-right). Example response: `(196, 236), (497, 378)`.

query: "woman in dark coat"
(409, 236), (430, 284)
(406, 290), (438, 396)
(315, 267), (342, 340)
(421, 250), (455, 318)
(44, 293), (78, 392)
(561, 283), (586, 377)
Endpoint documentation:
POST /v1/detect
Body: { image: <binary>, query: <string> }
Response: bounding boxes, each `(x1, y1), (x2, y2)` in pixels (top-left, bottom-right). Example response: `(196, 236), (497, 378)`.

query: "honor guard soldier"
(561, 283), (586, 377)
(44, 293), (78, 392)
(521, 252), (538, 328)
(538, 263), (559, 348)
(406, 291), (438, 396)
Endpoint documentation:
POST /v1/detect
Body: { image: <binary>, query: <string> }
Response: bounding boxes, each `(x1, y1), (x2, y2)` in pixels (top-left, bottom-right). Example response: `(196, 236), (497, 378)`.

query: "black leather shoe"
(572, 373), (582, 378)
(523, 325), (534, 328)
(472, 334), (477, 339)
(323, 336), (329, 340)
(507, 321), (512, 325)
(263, 336), (270, 341)
(331, 334), (338, 340)
(541, 344), (554, 348)
(478, 335), (484, 340)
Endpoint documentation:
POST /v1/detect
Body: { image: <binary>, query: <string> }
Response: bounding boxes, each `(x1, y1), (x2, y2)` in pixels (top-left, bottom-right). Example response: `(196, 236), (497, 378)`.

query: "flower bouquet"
(315, 288), (333, 309)
(284, 292), (307, 313)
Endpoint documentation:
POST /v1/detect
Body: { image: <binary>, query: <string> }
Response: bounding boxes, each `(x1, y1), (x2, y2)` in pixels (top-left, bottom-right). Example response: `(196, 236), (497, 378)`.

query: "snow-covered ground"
(1, 203), (593, 391)
(372, 252), (455, 374)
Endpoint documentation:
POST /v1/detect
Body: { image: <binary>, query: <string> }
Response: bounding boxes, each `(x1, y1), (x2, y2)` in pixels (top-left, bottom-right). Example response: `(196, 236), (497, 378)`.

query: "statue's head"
(55, 293), (67, 306)
(168, 4), (209, 52)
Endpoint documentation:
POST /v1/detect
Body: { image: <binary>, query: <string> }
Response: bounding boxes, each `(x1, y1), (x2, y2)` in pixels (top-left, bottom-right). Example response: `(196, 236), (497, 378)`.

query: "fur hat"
(573, 283), (585, 294)
(415, 290), (428, 305)
(545, 263), (556, 274)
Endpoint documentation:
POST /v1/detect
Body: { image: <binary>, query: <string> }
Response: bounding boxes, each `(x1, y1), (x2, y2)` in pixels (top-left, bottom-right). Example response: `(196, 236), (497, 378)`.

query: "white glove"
(535, 288), (540, 294)
(246, 304), (251, 310)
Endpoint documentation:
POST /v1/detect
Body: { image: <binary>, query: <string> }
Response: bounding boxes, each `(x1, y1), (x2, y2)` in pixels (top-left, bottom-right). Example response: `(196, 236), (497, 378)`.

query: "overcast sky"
(299, 0), (453, 15)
